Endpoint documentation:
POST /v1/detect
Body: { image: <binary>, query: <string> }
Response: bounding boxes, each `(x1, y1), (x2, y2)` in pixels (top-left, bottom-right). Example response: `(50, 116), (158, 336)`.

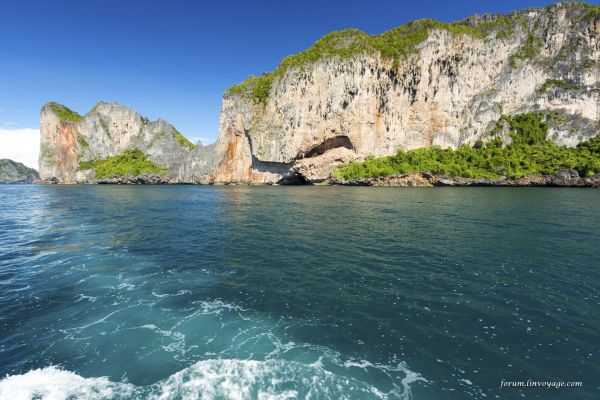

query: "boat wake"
(0, 357), (426, 400)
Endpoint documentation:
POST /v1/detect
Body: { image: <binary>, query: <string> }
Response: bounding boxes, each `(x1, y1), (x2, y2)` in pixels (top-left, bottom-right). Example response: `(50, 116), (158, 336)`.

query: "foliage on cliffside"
(508, 34), (544, 67)
(224, 3), (546, 104)
(536, 79), (580, 93)
(333, 113), (600, 180)
(77, 149), (167, 179)
(173, 128), (195, 150)
(226, 18), (515, 104)
(583, 4), (600, 20)
(226, 2), (597, 105)
(46, 102), (83, 123)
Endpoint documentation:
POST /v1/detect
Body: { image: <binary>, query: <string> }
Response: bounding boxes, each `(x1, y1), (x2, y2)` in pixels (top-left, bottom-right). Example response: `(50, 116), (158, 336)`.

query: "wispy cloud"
(0, 128), (40, 169)
(189, 137), (213, 145)
(0, 122), (21, 128)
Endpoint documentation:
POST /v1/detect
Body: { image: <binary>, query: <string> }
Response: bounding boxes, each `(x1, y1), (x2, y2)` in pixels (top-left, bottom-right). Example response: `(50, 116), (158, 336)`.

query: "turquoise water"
(0, 186), (598, 399)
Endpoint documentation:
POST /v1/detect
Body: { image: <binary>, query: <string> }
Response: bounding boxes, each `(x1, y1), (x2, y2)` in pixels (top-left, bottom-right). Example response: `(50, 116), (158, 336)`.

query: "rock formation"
(332, 168), (600, 187)
(214, 2), (599, 184)
(39, 102), (216, 183)
(39, 2), (599, 184)
(0, 160), (39, 183)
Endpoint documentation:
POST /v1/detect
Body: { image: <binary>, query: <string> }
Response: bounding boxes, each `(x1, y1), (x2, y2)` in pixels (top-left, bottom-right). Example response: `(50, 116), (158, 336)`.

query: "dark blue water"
(0, 186), (598, 399)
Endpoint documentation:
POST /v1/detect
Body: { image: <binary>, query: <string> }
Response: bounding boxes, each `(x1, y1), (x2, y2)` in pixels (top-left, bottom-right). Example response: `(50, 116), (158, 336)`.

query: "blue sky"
(1, 0), (597, 164)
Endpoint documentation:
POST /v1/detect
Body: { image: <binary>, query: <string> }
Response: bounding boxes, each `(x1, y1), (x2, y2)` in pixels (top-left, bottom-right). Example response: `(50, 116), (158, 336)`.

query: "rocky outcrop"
(95, 173), (173, 185)
(0, 159), (39, 183)
(39, 102), (216, 184)
(333, 169), (600, 187)
(213, 2), (599, 184)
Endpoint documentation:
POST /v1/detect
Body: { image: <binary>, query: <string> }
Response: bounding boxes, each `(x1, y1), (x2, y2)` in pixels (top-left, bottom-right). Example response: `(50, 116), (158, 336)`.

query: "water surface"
(0, 186), (598, 399)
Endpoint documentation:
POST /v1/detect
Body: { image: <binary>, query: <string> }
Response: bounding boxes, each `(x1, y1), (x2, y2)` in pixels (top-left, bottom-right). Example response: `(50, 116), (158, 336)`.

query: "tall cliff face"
(213, 2), (599, 183)
(39, 102), (216, 183)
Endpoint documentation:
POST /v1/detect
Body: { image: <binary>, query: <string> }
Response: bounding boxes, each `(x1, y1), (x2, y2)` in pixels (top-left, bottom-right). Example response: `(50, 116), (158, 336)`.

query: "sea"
(0, 185), (598, 399)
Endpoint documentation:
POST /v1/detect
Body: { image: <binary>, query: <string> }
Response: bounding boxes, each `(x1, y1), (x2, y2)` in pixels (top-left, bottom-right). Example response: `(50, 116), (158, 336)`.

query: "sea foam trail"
(0, 367), (134, 400)
(0, 296), (426, 399)
(0, 358), (426, 400)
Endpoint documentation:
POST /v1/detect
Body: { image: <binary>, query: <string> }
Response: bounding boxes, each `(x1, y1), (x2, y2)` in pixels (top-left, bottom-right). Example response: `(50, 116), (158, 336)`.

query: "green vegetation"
(583, 4), (600, 21)
(77, 149), (167, 179)
(333, 112), (600, 180)
(89, 103), (101, 114)
(76, 134), (89, 149)
(173, 128), (195, 150)
(146, 129), (195, 150)
(509, 34), (543, 67)
(100, 120), (111, 138)
(46, 102), (83, 123)
(581, 59), (598, 70)
(227, 16), (520, 104)
(476, 16), (518, 40)
(537, 79), (580, 93)
(498, 113), (548, 145)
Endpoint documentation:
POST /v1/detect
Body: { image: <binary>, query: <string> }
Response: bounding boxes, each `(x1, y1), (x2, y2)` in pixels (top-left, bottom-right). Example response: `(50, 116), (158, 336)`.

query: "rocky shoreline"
(38, 173), (173, 185)
(34, 168), (600, 187)
(331, 169), (600, 187)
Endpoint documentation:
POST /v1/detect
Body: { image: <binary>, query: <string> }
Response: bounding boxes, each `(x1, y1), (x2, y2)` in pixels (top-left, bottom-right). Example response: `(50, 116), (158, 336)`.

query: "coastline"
(332, 168), (600, 187)
(29, 168), (600, 187)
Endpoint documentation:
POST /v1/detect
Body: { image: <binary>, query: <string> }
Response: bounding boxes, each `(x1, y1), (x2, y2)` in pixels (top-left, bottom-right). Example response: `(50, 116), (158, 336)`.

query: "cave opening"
(300, 135), (354, 159)
(278, 173), (311, 185)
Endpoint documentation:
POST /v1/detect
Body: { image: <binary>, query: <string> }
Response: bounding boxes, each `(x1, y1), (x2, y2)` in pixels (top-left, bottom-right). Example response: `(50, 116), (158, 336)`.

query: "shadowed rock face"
(0, 159), (39, 183)
(40, 3), (599, 184)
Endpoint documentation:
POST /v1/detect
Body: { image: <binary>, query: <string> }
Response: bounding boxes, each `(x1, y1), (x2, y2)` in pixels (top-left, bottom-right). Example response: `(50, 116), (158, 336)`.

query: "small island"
(0, 159), (39, 184)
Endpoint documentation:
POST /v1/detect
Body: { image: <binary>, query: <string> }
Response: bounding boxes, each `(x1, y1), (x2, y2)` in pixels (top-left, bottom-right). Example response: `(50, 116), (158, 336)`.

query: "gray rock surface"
(39, 102), (215, 184)
(0, 159), (39, 183)
(333, 169), (600, 187)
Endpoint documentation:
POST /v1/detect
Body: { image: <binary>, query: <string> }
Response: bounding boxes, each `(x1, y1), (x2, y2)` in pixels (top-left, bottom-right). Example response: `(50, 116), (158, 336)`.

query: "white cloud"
(0, 128), (40, 169)
(189, 137), (214, 146)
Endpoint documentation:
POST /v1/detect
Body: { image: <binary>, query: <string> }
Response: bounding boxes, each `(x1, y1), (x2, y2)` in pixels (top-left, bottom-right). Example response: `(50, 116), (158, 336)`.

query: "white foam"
(74, 294), (97, 303)
(0, 366), (134, 400)
(0, 358), (424, 400)
(115, 282), (135, 291)
(1, 300), (426, 399)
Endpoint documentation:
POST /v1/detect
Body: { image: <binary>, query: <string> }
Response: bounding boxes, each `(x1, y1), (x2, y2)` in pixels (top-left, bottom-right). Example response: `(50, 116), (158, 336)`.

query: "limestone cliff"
(0, 160), (39, 183)
(39, 102), (216, 183)
(39, 2), (599, 184)
(213, 2), (599, 183)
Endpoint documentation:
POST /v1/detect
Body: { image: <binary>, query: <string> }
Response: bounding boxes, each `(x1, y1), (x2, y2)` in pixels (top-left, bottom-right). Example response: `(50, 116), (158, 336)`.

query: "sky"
(1, 0), (597, 168)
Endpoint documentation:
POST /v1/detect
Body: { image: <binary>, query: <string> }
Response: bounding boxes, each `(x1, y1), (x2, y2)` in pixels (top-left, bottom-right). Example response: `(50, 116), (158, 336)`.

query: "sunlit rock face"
(39, 102), (216, 183)
(213, 2), (599, 183)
